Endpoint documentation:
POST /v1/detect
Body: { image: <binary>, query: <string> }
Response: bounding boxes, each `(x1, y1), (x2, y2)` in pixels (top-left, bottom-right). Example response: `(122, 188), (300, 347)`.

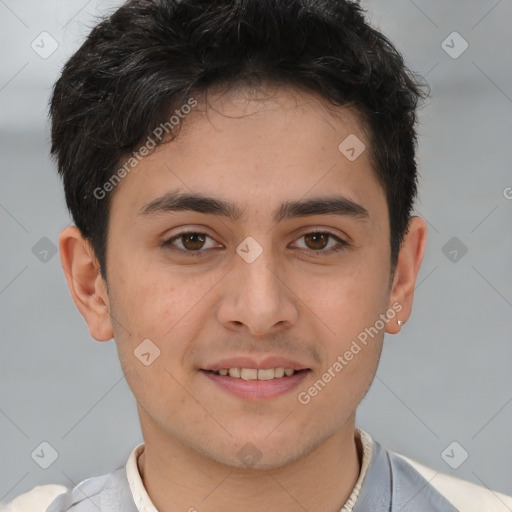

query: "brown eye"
(180, 233), (206, 250)
(292, 231), (348, 255)
(163, 231), (222, 256)
(303, 233), (330, 250)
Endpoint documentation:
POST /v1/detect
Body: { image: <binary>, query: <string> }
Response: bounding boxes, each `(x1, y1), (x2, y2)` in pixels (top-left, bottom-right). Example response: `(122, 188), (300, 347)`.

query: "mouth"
(199, 367), (311, 400)
(202, 367), (308, 380)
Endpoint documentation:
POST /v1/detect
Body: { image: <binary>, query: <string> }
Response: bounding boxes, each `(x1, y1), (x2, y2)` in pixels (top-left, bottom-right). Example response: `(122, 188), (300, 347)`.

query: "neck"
(136, 414), (362, 512)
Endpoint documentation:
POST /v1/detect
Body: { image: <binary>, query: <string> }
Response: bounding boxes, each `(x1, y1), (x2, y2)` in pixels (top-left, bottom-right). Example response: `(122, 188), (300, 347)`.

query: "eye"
(163, 231), (222, 255)
(162, 230), (348, 257)
(292, 231), (348, 255)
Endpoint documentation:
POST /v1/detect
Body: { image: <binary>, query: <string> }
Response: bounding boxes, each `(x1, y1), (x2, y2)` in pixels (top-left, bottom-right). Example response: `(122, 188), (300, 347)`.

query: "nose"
(216, 247), (299, 336)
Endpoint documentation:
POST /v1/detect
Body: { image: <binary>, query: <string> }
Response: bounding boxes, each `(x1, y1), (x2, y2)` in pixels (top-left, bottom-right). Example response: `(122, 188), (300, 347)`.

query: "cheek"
(108, 263), (217, 374)
(110, 260), (190, 330)
(299, 328), (383, 415)
(298, 260), (389, 331)
(293, 256), (388, 388)
(107, 268), (198, 421)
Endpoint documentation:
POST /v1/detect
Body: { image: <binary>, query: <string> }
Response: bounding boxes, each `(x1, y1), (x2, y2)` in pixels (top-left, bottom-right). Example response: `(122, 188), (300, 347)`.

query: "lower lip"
(200, 370), (310, 400)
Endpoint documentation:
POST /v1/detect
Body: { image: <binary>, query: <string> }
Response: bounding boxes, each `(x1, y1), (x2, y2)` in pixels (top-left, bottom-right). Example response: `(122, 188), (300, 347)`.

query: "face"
(69, 84), (413, 469)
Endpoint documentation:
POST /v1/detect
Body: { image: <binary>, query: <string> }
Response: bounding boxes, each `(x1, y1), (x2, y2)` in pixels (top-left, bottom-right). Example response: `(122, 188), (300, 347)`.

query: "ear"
(59, 226), (113, 341)
(386, 216), (427, 334)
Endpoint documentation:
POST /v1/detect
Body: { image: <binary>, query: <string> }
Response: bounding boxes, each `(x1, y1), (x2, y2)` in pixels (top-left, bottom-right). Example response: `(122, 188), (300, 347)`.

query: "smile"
(200, 368), (310, 399)
(208, 367), (300, 380)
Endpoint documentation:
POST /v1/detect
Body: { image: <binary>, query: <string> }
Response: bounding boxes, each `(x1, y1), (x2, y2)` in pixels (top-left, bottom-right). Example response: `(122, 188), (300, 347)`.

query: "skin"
(59, 83), (427, 512)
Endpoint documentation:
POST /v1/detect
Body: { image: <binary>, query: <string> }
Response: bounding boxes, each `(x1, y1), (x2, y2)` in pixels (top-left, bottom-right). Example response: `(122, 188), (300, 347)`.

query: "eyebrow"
(138, 191), (369, 223)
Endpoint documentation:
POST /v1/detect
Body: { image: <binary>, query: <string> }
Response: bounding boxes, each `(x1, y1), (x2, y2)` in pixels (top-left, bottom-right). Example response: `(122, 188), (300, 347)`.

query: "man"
(3, 0), (511, 510)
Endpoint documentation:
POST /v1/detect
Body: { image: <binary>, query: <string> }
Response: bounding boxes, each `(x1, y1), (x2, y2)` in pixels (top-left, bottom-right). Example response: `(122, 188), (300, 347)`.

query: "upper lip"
(201, 356), (310, 371)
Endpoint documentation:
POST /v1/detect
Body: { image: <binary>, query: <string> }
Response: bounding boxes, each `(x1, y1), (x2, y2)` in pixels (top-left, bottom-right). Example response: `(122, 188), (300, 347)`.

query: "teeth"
(215, 367), (298, 380)
(240, 368), (258, 380)
(257, 369), (275, 381)
(274, 367), (285, 378)
(228, 368), (241, 378)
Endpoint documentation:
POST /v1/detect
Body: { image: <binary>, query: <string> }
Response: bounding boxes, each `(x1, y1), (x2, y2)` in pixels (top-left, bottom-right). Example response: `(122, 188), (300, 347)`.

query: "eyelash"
(162, 230), (349, 257)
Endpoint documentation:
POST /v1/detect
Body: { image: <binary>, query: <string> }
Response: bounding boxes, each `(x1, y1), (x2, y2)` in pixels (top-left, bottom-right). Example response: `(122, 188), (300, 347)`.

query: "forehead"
(186, 82), (370, 148)
(110, 83), (383, 219)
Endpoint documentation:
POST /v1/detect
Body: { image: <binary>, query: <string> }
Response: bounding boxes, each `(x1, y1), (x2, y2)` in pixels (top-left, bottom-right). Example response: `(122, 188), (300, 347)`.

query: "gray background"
(1, 0), (511, 505)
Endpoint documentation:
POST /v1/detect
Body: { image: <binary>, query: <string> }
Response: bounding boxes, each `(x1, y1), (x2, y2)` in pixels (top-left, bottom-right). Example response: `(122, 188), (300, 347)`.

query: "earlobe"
(386, 216), (428, 335)
(59, 226), (114, 342)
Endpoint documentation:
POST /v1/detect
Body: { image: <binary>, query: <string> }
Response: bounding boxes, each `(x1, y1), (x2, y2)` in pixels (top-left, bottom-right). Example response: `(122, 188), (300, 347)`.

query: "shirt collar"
(125, 442), (157, 512)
